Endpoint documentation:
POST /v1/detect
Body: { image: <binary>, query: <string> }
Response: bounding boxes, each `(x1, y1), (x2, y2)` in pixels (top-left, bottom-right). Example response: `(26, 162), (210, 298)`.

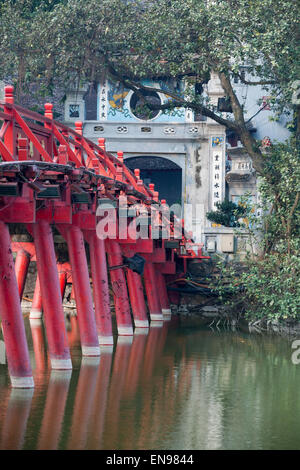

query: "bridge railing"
(0, 86), (191, 238)
(0, 86), (154, 199)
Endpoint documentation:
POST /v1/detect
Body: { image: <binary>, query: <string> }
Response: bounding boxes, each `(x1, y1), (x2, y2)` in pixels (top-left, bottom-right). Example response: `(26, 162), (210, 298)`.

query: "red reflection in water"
(143, 322), (167, 380)
(37, 370), (72, 450)
(0, 312), (204, 450)
(121, 322), (169, 449)
(123, 329), (148, 398)
(134, 325), (198, 449)
(67, 315), (81, 348)
(67, 357), (100, 450)
(103, 337), (133, 447)
(86, 349), (113, 449)
(0, 389), (34, 450)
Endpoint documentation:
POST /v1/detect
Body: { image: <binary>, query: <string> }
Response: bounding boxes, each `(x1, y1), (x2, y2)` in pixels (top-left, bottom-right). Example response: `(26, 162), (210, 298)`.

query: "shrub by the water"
(209, 139), (300, 324)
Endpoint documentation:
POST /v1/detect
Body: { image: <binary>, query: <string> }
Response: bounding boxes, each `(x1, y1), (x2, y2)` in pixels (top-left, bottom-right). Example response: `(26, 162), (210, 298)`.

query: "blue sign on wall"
(99, 79), (188, 123)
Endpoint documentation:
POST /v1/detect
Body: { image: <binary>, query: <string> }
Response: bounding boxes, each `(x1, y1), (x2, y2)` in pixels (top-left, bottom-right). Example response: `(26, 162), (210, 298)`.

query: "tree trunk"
(219, 71), (265, 175)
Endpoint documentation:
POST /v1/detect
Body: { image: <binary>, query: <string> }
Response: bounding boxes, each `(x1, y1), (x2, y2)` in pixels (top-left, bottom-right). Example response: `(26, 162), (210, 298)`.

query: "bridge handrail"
(0, 92), (156, 199)
(0, 87), (200, 246)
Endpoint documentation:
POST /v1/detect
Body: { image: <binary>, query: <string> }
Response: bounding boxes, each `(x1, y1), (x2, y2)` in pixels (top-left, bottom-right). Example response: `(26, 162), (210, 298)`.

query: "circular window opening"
(130, 90), (161, 120)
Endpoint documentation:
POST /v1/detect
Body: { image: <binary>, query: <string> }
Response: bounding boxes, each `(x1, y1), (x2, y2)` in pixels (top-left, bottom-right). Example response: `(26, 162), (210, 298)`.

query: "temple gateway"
(63, 72), (289, 257)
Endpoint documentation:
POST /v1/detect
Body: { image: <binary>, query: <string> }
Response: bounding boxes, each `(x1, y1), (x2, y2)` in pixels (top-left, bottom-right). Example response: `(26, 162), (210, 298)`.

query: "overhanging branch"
(104, 58), (239, 132)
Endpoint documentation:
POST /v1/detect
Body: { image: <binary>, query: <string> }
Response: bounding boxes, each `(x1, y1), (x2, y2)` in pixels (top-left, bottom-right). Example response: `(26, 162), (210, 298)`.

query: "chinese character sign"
(99, 80), (108, 121)
(211, 136), (224, 209)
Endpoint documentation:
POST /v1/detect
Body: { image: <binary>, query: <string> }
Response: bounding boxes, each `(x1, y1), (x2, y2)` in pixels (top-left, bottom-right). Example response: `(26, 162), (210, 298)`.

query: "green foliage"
(213, 246), (300, 322)
(259, 138), (300, 254)
(0, 0), (298, 129)
(206, 200), (248, 227)
(212, 138), (300, 322)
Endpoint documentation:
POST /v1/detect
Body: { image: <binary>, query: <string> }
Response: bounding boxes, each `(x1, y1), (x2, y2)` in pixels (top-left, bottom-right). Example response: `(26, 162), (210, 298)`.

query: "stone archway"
(125, 156), (182, 206)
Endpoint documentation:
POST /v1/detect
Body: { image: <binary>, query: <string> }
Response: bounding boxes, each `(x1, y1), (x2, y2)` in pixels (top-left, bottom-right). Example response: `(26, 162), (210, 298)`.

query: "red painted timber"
(0, 221), (34, 388)
(106, 240), (133, 336)
(85, 232), (113, 345)
(143, 261), (163, 321)
(57, 264), (67, 300)
(60, 225), (100, 356)
(126, 269), (149, 328)
(14, 249), (31, 300)
(155, 269), (172, 317)
(30, 275), (43, 319)
(32, 220), (72, 369)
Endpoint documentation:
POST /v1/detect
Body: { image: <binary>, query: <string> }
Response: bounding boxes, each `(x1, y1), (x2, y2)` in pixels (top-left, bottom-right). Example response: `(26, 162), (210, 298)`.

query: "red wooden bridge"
(0, 85), (207, 388)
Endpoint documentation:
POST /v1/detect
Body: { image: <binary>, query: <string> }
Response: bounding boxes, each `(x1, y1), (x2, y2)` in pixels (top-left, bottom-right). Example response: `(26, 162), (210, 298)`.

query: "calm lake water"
(0, 314), (300, 450)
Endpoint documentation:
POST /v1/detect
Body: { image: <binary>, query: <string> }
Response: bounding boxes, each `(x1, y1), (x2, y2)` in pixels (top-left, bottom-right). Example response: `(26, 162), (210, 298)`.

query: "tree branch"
(236, 72), (276, 86)
(103, 58), (240, 131)
(219, 71), (265, 174)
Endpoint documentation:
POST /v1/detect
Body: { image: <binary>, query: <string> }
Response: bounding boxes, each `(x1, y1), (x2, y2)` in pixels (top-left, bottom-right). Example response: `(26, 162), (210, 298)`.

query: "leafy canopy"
(0, 0), (299, 171)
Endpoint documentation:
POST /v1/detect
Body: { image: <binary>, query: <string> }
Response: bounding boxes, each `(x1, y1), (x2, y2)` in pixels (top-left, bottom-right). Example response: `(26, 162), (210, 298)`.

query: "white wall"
(233, 76), (291, 143)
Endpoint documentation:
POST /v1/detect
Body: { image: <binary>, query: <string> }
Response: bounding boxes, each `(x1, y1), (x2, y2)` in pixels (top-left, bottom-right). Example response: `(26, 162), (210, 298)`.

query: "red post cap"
(98, 138), (106, 150)
(4, 85), (14, 104)
(44, 103), (53, 119)
(75, 121), (83, 135)
(117, 151), (124, 163)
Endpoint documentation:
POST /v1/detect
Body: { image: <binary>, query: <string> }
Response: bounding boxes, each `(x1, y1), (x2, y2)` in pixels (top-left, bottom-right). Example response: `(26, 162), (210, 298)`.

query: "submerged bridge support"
(0, 222), (34, 388)
(84, 233), (113, 346)
(144, 262), (164, 322)
(126, 269), (149, 329)
(32, 220), (72, 370)
(15, 248), (31, 300)
(106, 240), (133, 337)
(59, 224), (100, 357)
(30, 276), (43, 319)
(0, 86), (208, 388)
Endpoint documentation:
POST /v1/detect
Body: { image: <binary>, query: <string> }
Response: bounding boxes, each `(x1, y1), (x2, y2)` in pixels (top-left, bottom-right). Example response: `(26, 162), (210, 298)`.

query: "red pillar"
(86, 232), (113, 345)
(33, 220), (72, 369)
(70, 284), (75, 300)
(57, 264), (67, 300)
(0, 222), (34, 388)
(62, 225), (100, 356)
(126, 269), (149, 328)
(67, 315), (81, 349)
(29, 318), (47, 372)
(14, 249), (31, 300)
(155, 269), (172, 318)
(106, 240), (133, 336)
(143, 261), (163, 321)
(30, 275), (43, 319)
